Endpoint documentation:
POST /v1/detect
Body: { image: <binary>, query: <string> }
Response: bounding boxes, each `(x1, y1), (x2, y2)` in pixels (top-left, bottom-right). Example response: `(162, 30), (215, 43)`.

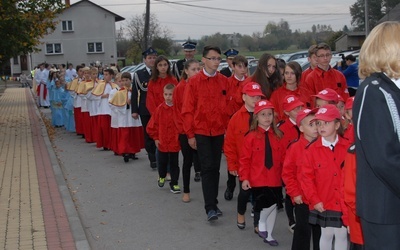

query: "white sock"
(320, 227), (334, 250)
(265, 204), (277, 241)
(333, 226), (348, 250)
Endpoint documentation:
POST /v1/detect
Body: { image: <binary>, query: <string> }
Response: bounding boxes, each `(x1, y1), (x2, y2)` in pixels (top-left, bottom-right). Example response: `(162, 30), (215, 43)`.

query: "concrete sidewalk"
(0, 87), (89, 250)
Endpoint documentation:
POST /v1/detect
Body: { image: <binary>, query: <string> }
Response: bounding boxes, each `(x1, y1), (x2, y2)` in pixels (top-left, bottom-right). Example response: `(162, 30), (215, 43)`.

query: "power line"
(154, 0), (349, 16)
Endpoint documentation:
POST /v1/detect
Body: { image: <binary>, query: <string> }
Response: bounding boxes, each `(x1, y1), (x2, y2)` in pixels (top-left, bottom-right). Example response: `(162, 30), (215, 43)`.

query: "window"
(13, 56), (19, 65)
(87, 42), (103, 53)
(46, 43), (62, 54)
(61, 20), (73, 32)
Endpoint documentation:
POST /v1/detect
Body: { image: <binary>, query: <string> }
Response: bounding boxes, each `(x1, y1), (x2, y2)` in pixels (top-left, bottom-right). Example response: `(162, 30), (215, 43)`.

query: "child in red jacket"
(278, 94), (304, 233)
(240, 100), (284, 246)
(147, 84), (181, 194)
(301, 104), (350, 250)
(224, 82), (264, 229)
(343, 96), (355, 143)
(312, 88), (339, 108)
(282, 108), (321, 250)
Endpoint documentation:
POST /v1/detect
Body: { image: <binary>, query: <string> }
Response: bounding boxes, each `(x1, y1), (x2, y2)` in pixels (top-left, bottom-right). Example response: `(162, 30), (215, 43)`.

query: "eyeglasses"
(204, 57), (222, 62)
(316, 53), (332, 58)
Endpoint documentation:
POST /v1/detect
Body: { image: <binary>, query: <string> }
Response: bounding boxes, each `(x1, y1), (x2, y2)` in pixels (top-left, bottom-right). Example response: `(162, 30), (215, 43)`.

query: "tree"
(350, 0), (400, 31)
(125, 13), (173, 61)
(239, 35), (257, 52)
(0, 0), (65, 73)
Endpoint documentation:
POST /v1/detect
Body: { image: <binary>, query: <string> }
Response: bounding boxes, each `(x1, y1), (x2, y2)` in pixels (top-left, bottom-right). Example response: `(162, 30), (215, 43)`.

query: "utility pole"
(365, 0), (369, 36)
(144, 0), (150, 49)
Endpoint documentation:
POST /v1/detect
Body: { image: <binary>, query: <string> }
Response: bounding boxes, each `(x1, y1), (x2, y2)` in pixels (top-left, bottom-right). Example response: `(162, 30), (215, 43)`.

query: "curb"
(29, 89), (91, 250)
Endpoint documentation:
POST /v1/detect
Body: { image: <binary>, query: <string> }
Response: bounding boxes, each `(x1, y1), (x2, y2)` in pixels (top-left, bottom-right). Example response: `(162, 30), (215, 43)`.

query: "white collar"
(203, 68), (217, 77)
(234, 74), (245, 81)
(321, 135), (338, 149)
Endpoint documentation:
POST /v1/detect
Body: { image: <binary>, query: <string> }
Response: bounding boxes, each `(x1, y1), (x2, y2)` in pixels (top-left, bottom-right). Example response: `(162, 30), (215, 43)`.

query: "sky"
(71, 0), (353, 40)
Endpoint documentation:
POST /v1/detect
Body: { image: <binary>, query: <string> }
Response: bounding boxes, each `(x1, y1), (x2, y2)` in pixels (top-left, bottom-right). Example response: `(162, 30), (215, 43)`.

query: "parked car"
(121, 65), (137, 73)
(217, 62), (229, 72)
(293, 56), (343, 72)
(280, 50), (308, 62)
(248, 59), (259, 75)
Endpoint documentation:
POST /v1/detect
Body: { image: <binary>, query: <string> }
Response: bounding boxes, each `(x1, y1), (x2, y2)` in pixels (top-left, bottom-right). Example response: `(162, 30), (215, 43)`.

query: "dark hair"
(285, 61), (302, 84)
(121, 72), (131, 80)
(277, 58), (286, 71)
(202, 45), (221, 57)
(151, 55), (173, 81)
(345, 55), (356, 62)
(103, 68), (115, 76)
(60, 64), (66, 68)
(76, 65), (84, 72)
(251, 53), (282, 99)
(180, 59), (199, 80)
(164, 83), (175, 91)
(232, 55), (248, 67)
(48, 71), (57, 81)
(308, 45), (318, 57)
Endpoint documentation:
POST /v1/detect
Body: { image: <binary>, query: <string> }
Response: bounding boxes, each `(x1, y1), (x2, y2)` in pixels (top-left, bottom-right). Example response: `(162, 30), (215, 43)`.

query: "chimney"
(65, 0), (70, 7)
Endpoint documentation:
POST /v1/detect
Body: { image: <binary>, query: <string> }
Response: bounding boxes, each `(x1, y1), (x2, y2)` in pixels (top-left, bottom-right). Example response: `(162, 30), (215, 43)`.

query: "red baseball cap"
(337, 94), (345, 103)
(283, 95), (304, 112)
(312, 88), (339, 103)
(242, 82), (265, 97)
(345, 96), (354, 110)
(254, 100), (275, 115)
(296, 108), (318, 126)
(313, 104), (341, 122)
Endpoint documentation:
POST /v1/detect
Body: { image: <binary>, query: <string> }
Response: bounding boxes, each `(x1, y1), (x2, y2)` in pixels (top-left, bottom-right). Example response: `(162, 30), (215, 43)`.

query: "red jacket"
(270, 83), (301, 121)
(146, 102), (180, 152)
(173, 79), (186, 134)
(278, 118), (300, 150)
(146, 75), (178, 115)
(224, 106), (251, 172)
(227, 75), (246, 117)
(182, 71), (230, 138)
(299, 66), (349, 107)
(282, 136), (312, 205)
(301, 136), (351, 211)
(300, 67), (313, 85)
(343, 145), (364, 245)
(239, 126), (284, 187)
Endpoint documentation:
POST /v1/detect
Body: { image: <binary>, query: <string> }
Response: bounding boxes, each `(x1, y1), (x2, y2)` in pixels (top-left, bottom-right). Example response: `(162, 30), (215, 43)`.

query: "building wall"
(31, 1), (119, 69)
(335, 36), (348, 52)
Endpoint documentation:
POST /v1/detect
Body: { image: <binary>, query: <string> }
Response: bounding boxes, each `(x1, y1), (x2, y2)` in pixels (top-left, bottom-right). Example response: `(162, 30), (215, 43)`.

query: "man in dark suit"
(131, 47), (158, 169)
(173, 41), (197, 81)
(220, 48), (239, 78)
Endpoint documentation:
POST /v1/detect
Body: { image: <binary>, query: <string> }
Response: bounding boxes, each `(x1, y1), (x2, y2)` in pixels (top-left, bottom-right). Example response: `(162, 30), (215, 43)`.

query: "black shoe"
(123, 154), (129, 163)
(103, 147), (110, 151)
(224, 188), (233, 201)
(207, 210), (218, 221)
(150, 162), (157, 170)
(194, 172), (201, 182)
(216, 207), (223, 216)
(237, 221), (246, 230)
(130, 154), (138, 160)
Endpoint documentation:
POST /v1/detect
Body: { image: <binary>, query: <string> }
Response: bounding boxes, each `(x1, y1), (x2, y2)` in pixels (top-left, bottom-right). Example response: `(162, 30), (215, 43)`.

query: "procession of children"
(40, 22), (400, 250)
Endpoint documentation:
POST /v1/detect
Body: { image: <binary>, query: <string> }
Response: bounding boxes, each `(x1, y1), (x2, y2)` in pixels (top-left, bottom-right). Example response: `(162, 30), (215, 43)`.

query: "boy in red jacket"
(282, 108), (321, 250)
(147, 84), (181, 193)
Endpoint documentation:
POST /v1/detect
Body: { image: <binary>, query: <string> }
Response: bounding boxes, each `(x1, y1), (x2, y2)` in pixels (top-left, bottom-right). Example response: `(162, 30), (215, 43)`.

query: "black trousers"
(158, 151), (179, 186)
(292, 203), (321, 250)
(140, 115), (156, 163)
(237, 181), (252, 215)
(361, 218), (400, 250)
(179, 134), (201, 193)
(285, 193), (296, 224)
(195, 134), (224, 213)
(226, 171), (237, 192)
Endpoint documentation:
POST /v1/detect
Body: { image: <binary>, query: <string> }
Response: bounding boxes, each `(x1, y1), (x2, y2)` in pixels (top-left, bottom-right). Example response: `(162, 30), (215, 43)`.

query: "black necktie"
(248, 111), (254, 127)
(330, 144), (335, 151)
(265, 131), (273, 169)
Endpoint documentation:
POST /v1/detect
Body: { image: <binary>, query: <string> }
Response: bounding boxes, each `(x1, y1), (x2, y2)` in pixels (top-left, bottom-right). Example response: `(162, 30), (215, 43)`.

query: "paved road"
(41, 108), (294, 250)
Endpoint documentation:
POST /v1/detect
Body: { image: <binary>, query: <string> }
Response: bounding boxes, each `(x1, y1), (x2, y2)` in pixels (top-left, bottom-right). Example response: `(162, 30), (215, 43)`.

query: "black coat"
(131, 67), (151, 116)
(219, 67), (232, 78)
(353, 72), (400, 224)
(173, 59), (186, 81)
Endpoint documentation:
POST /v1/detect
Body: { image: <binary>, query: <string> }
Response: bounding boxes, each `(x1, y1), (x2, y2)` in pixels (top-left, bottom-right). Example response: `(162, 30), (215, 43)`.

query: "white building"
(11, 0), (124, 75)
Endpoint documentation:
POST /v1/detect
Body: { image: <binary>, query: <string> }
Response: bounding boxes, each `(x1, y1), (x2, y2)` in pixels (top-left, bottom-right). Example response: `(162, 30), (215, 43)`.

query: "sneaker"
(251, 208), (254, 217)
(150, 162), (157, 170)
(207, 210), (218, 221)
(165, 173), (171, 181)
(194, 172), (201, 182)
(158, 178), (165, 188)
(224, 188), (233, 201)
(216, 207), (223, 216)
(170, 185), (181, 194)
